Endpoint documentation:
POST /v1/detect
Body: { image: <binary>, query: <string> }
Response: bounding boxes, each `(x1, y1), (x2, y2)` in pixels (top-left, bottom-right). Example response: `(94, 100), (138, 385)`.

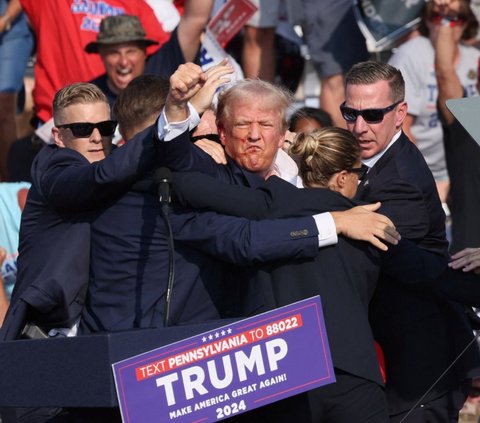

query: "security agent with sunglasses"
(164, 125), (480, 422)
(0, 82), (166, 345)
(169, 128), (395, 421)
(342, 60), (480, 422)
(78, 74), (328, 337)
(154, 63), (423, 422)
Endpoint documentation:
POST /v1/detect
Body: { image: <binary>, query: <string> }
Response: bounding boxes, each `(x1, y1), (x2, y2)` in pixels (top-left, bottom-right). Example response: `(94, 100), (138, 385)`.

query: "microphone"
(154, 167), (175, 326)
(155, 167), (172, 216)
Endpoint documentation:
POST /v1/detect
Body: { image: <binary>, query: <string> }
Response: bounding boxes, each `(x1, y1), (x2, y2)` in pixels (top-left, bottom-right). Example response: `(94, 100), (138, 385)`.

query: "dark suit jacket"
(356, 132), (480, 413)
(81, 182), (321, 333)
(159, 131), (480, 392)
(172, 170), (480, 304)
(0, 126), (159, 340)
(175, 178), (386, 384)
(157, 132), (393, 383)
(172, 169), (480, 388)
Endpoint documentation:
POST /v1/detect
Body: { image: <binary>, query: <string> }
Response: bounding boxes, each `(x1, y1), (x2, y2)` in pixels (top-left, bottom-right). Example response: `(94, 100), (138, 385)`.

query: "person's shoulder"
(372, 135), (424, 179)
(89, 73), (109, 89)
(459, 43), (480, 62)
(459, 43), (480, 53)
(35, 144), (83, 160)
(395, 133), (427, 161)
(389, 36), (431, 63)
(337, 235), (382, 268)
(33, 145), (88, 173)
(89, 73), (116, 105)
(398, 35), (430, 50)
(393, 135), (435, 178)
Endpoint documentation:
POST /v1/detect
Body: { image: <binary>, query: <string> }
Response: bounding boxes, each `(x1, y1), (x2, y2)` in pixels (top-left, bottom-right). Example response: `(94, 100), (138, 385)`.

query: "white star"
(221, 330), (226, 336)
(202, 336), (207, 342)
(215, 332), (220, 338)
(227, 328), (232, 334)
(208, 334), (213, 340)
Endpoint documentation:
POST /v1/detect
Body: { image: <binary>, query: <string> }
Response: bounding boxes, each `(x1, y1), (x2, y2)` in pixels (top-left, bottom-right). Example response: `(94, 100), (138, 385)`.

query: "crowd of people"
(2, 0), (480, 422)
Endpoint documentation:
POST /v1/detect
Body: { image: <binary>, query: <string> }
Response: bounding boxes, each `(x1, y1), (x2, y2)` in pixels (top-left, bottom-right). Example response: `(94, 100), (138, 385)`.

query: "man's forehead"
(99, 41), (146, 53)
(59, 101), (110, 120)
(231, 101), (282, 118)
(345, 81), (393, 104)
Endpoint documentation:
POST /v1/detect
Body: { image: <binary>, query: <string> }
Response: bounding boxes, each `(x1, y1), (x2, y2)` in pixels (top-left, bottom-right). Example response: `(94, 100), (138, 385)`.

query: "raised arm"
(171, 210), (321, 265)
(38, 125), (163, 212)
(0, 0), (22, 33)
(165, 63), (207, 123)
(173, 171), (400, 251)
(433, 23), (463, 124)
(164, 61), (232, 123)
(380, 239), (480, 306)
(158, 62), (233, 174)
(177, 0), (214, 62)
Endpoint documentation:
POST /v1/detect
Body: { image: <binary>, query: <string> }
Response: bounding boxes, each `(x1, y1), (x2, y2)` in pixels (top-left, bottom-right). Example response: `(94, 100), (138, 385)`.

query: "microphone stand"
(162, 202), (175, 327)
(399, 331), (480, 422)
(156, 168), (175, 327)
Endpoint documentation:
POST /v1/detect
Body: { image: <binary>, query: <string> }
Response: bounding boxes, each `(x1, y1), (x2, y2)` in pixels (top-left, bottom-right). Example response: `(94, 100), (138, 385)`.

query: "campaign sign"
(113, 296), (335, 423)
(208, 0), (257, 48)
(354, 0), (426, 51)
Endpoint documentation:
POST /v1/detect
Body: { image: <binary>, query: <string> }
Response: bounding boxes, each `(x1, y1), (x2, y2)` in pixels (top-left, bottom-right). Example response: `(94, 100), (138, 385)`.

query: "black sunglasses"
(346, 164), (369, 181)
(340, 101), (402, 124)
(56, 120), (117, 137)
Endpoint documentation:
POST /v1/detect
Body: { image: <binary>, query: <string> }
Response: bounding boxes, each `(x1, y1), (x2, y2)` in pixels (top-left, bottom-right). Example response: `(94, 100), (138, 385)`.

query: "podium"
(0, 320), (233, 408)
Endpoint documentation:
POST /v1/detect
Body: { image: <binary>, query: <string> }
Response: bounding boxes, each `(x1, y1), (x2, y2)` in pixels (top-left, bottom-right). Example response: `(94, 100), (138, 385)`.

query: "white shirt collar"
(362, 130), (402, 169)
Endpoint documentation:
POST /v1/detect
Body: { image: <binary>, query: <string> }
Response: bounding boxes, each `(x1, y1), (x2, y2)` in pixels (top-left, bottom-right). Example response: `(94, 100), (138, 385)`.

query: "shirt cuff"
(157, 102), (201, 141)
(313, 212), (338, 247)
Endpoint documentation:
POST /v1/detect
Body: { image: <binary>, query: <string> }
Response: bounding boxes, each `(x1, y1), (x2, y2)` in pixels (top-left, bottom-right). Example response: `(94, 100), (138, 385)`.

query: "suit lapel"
(227, 158), (267, 188)
(357, 133), (407, 198)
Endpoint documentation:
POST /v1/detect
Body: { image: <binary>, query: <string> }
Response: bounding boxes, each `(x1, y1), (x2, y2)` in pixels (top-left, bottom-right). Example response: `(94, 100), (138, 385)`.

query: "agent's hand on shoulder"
(332, 202), (401, 251)
(449, 248), (480, 274)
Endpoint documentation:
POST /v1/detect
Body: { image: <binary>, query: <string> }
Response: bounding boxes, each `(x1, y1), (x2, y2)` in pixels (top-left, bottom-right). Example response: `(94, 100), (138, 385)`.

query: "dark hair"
(289, 107), (333, 132)
(289, 127), (361, 188)
(418, 0), (478, 41)
(113, 74), (169, 134)
(345, 61), (405, 103)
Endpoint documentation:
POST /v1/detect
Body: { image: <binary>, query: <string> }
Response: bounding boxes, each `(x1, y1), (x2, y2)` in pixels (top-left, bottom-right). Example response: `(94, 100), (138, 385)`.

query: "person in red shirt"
(20, 0), (168, 124)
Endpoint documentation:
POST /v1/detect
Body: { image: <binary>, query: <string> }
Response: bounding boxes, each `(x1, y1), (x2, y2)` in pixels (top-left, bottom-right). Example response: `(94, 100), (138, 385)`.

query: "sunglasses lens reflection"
(341, 107), (384, 124)
(60, 121), (117, 137)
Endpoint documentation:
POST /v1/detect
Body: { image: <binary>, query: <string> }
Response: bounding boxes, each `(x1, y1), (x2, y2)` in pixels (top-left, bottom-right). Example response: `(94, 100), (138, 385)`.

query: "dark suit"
(172, 170), (480, 306)
(0, 126), (160, 341)
(173, 171), (440, 422)
(158, 136), (396, 420)
(2, 127), (320, 337)
(356, 132), (480, 418)
(170, 165), (480, 422)
(159, 130), (480, 420)
(81, 180), (321, 333)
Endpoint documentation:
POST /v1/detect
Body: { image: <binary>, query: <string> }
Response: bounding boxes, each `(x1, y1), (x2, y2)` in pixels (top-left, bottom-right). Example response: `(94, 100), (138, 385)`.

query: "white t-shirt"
(389, 36), (480, 181)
